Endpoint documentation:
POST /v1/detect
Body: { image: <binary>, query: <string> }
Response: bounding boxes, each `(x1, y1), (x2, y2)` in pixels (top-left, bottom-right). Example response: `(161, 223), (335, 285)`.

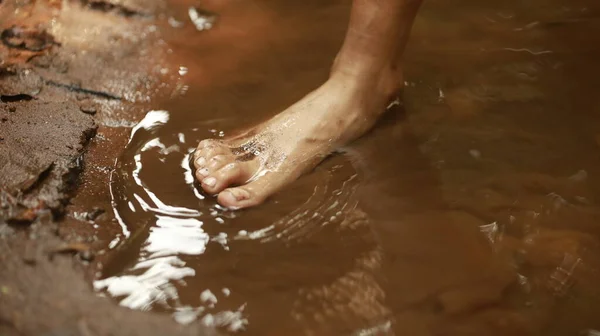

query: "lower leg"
(333, 0), (422, 85)
(193, 0), (423, 209)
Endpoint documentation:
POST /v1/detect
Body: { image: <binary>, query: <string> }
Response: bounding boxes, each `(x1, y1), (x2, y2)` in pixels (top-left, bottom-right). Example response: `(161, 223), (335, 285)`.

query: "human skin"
(193, 0), (424, 209)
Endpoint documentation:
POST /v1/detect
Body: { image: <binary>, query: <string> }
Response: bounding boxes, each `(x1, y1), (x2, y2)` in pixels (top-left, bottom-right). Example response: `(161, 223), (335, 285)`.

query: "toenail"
(230, 188), (250, 201)
(196, 157), (206, 166)
(223, 163), (236, 170)
(198, 168), (209, 176)
(203, 177), (216, 187)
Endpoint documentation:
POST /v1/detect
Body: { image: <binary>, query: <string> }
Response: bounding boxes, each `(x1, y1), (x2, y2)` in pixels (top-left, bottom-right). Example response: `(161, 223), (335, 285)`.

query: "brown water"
(93, 0), (600, 334)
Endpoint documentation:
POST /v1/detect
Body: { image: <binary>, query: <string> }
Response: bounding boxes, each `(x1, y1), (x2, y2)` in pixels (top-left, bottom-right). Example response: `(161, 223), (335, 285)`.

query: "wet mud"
(0, 0), (217, 334)
(3, 0), (600, 335)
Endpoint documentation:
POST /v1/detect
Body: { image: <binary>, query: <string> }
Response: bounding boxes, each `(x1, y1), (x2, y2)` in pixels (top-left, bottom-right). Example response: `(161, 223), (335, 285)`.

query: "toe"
(207, 154), (232, 171)
(194, 153), (232, 182)
(217, 187), (259, 209)
(196, 139), (223, 151)
(193, 156), (207, 170)
(195, 147), (229, 166)
(216, 171), (288, 209)
(195, 167), (210, 181)
(194, 140), (230, 168)
(201, 161), (253, 194)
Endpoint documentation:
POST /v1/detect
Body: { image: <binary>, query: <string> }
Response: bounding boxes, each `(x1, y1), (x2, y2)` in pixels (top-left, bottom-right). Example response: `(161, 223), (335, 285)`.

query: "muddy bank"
(1, 222), (217, 336)
(0, 0), (217, 334)
(0, 0), (169, 220)
(3, 0), (600, 334)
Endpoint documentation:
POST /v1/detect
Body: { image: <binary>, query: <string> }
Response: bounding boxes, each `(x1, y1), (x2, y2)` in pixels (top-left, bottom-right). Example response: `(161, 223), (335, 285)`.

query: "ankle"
(330, 58), (404, 104)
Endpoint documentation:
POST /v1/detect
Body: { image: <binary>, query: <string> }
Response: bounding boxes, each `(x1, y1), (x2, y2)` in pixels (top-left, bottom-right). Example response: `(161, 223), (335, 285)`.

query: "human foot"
(193, 70), (401, 209)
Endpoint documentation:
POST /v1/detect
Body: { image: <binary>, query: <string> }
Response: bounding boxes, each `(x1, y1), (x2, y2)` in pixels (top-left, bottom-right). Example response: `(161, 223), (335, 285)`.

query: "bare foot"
(191, 0), (423, 209)
(193, 69), (401, 209)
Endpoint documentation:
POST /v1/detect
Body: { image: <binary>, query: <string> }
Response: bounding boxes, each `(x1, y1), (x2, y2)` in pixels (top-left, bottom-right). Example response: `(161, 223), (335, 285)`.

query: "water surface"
(94, 0), (600, 334)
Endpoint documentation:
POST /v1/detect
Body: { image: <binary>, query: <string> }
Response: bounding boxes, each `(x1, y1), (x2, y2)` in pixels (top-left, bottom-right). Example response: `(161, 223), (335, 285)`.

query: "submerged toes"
(218, 187), (253, 208)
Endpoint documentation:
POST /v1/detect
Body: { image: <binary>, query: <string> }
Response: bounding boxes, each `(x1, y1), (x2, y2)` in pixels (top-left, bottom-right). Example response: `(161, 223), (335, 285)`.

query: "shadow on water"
(93, 0), (600, 334)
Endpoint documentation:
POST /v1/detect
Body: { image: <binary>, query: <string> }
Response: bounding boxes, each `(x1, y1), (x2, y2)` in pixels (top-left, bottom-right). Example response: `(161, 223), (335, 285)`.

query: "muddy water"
(93, 0), (600, 334)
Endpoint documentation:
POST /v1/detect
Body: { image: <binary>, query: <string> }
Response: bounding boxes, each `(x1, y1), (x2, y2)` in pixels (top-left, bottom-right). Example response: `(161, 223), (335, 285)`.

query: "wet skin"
(193, 0), (423, 209)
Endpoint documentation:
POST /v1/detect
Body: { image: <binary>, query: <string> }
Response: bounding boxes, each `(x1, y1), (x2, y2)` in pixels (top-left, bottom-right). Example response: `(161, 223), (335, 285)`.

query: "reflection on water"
(95, 108), (365, 333)
(94, 0), (600, 334)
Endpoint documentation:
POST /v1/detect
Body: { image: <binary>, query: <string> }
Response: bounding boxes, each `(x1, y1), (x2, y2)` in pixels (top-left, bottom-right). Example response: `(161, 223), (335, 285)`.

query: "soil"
(0, 0), (218, 334)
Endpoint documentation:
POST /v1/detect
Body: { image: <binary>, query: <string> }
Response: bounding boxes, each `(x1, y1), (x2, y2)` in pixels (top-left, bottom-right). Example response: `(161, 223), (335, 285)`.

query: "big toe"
(218, 187), (262, 209)
(216, 171), (287, 209)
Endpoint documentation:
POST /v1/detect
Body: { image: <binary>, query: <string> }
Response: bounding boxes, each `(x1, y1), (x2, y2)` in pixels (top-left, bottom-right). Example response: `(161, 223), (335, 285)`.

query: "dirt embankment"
(0, 0), (217, 334)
